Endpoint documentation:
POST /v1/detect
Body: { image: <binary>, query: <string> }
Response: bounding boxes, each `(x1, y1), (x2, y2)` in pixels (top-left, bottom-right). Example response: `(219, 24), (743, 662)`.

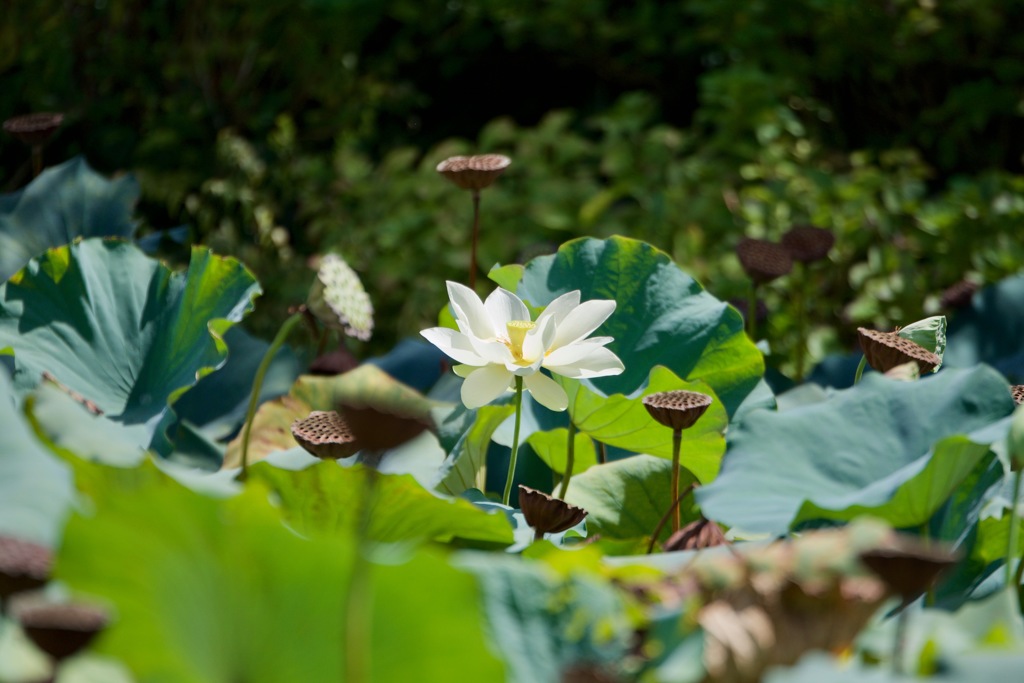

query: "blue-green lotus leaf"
(0, 156), (138, 282)
(0, 371), (73, 547)
(0, 238), (260, 451)
(515, 236), (763, 415)
(697, 366), (1015, 535)
(945, 272), (1024, 381)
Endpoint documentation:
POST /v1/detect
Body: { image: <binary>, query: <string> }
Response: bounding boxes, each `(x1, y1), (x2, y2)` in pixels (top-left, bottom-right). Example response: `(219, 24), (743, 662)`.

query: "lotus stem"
(1008, 470), (1022, 596)
(891, 607), (909, 676)
(343, 467), (378, 683)
(853, 356), (867, 384)
(646, 482), (697, 555)
(469, 190), (481, 292)
(239, 310), (305, 479)
(557, 422), (576, 499)
(747, 282), (759, 340)
(794, 262), (808, 382)
(597, 441), (607, 465)
(31, 145), (43, 177)
(501, 376), (525, 506)
(672, 429), (682, 533)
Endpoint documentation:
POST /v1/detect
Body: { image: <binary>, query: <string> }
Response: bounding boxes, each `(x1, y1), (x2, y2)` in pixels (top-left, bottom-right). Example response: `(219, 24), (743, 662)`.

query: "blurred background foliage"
(3, 0), (1024, 371)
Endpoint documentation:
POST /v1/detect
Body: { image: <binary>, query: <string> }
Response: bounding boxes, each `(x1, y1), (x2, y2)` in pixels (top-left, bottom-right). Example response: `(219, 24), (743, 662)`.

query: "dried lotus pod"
(518, 485), (588, 538)
(1011, 385), (1024, 405)
(940, 279), (979, 310)
(0, 536), (52, 603)
(3, 112), (64, 146)
(735, 238), (793, 284)
(663, 516), (730, 552)
(291, 410), (359, 460)
(858, 540), (960, 606)
(857, 328), (941, 375)
(642, 391), (713, 432)
(338, 400), (432, 452)
(436, 154), (511, 192)
(12, 599), (109, 661)
(780, 225), (835, 263)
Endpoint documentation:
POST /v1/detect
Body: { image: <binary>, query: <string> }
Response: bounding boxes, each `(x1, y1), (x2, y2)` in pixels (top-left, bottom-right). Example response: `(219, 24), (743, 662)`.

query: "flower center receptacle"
(505, 320), (535, 361)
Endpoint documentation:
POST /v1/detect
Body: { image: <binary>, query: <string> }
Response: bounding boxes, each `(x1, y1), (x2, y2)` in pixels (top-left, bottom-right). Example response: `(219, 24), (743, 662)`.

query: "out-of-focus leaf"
(0, 156), (138, 282)
(249, 459), (514, 545)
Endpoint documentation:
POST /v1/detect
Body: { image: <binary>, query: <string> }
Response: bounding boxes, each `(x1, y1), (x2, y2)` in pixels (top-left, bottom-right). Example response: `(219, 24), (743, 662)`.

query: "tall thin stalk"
(1008, 470), (1022, 596)
(671, 429), (682, 533)
(469, 191), (481, 291)
(239, 310), (305, 479)
(501, 376), (525, 506)
(557, 422), (577, 499)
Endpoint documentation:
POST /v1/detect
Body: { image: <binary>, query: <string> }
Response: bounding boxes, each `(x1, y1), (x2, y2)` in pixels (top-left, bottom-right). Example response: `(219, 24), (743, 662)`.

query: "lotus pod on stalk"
(11, 598), (110, 661)
(518, 485), (588, 537)
(642, 391), (713, 432)
(780, 225), (834, 264)
(291, 410), (359, 460)
(3, 112), (64, 146)
(735, 238), (793, 285)
(436, 154), (511, 191)
(857, 327), (941, 375)
(0, 536), (52, 603)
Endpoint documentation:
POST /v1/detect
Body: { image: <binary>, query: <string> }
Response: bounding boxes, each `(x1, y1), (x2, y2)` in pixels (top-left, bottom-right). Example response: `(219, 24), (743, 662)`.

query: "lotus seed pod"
(642, 390), (714, 432)
(3, 112), (64, 146)
(12, 599), (109, 661)
(780, 225), (835, 263)
(857, 327), (941, 375)
(663, 516), (730, 552)
(338, 400), (432, 452)
(940, 279), (979, 310)
(0, 536), (52, 603)
(858, 540), (959, 606)
(518, 485), (588, 536)
(1010, 385), (1024, 406)
(436, 154), (511, 191)
(735, 238), (793, 284)
(291, 411), (359, 460)
(307, 254), (374, 341)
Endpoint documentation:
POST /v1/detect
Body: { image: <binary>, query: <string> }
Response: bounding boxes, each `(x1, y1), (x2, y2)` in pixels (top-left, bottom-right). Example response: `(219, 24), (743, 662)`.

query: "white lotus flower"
(421, 281), (625, 411)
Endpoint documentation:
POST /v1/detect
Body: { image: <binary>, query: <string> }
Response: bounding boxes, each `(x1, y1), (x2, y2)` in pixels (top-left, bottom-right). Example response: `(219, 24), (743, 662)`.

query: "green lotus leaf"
(564, 454), (699, 542)
(557, 367), (726, 482)
(515, 236), (763, 415)
(528, 428), (598, 478)
(0, 238), (260, 452)
(0, 371), (73, 547)
(457, 548), (632, 683)
(436, 404), (515, 497)
(697, 366), (1016, 535)
(248, 459), (514, 545)
(0, 156), (139, 283)
(945, 272), (1024, 381)
(55, 458), (505, 682)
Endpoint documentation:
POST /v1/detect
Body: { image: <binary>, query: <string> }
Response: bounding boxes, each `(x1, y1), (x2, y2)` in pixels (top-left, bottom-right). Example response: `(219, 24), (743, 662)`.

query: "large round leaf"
(697, 366), (1016, 535)
(55, 459), (505, 682)
(0, 371), (73, 546)
(0, 156), (138, 283)
(0, 238), (260, 450)
(515, 236), (763, 415)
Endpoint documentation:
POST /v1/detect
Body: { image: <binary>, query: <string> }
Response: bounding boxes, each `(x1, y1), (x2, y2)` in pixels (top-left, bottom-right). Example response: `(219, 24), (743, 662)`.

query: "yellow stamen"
(506, 320), (535, 361)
